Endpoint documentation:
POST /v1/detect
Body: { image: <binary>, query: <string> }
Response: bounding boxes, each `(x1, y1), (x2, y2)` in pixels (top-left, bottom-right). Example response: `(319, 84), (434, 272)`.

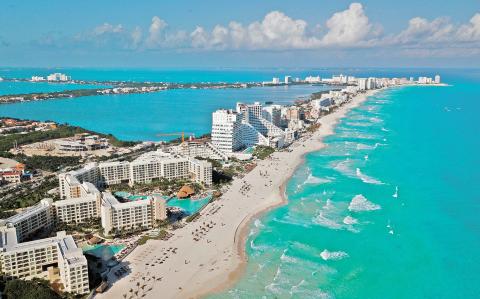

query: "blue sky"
(1, 0), (479, 68)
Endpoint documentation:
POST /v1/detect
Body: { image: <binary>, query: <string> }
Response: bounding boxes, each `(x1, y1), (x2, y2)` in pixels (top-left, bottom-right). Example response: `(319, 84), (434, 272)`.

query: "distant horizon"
(1, 66), (478, 70)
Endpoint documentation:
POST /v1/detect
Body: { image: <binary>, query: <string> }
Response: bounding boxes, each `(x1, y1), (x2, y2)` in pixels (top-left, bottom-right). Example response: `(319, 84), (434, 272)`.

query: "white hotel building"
(100, 193), (167, 235)
(0, 198), (54, 242)
(211, 102), (288, 154)
(54, 181), (101, 224)
(59, 151), (212, 193)
(0, 230), (89, 294)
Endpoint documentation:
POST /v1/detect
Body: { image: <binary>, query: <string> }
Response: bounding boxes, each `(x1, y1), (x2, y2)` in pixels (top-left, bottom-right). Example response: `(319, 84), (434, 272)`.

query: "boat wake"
(392, 186), (399, 198)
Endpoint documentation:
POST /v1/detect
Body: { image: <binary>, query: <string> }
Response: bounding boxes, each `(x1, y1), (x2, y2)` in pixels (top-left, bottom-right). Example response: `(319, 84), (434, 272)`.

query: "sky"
(0, 0), (479, 68)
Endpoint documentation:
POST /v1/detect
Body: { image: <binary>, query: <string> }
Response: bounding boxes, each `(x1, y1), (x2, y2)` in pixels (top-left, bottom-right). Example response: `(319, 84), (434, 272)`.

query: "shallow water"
(211, 72), (480, 298)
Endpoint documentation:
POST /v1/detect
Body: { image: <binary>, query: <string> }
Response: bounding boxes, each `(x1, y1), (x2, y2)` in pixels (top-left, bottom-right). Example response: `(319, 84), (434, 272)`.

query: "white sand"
(96, 89), (378, 299)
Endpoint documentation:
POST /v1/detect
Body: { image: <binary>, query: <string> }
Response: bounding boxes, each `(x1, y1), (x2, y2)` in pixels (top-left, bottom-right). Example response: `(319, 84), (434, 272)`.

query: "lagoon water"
(0, 68), (478, 298)
(0, 84), (331, 141)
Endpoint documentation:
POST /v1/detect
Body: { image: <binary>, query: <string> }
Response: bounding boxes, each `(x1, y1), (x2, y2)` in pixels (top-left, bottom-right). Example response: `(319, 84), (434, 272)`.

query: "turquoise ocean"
(210, 71), (480, 298)
(0, 68), (478, 298)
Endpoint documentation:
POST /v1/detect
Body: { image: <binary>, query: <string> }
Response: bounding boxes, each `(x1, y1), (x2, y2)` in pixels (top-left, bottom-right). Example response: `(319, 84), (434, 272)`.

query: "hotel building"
(59, 151), (213, 192)
(0, 230), (89, 295)
(211, 109), (243, 154)
(53, 182), (101, 224)
(170, 140), (229, 161)
(0, 198), (54, 242)
(212, 102), (289, 154)
(100, 193), (167, 235)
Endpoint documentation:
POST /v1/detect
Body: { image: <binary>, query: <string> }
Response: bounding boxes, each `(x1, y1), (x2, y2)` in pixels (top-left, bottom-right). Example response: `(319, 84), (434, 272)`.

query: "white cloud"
(190, 11), (322, 50)
(146, 16), (167, 47)
(321, 3), (380, 46)
(131, 26), (143, 49)
(189, 4), (381, 50)
(392, 17), (454, 45)
(93, 23), (124, 36)
(58, 3), (480, 59)
(457, 13), (480, 42)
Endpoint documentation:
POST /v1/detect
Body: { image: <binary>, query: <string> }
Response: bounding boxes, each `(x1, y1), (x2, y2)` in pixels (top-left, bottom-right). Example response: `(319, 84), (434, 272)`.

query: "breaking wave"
(356, 168), (384, 185)
(348, 194), (381, 212)
(305, 174), (333, 185)
(320, 249), (349, 261)
(343, 215), (358, 225)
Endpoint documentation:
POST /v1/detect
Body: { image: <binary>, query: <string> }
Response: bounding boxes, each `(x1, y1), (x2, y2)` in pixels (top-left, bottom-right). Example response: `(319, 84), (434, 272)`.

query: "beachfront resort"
(0, 73), (443, 297)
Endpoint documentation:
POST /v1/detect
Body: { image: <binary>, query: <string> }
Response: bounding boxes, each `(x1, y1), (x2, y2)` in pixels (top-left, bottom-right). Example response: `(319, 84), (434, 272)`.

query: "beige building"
(54, 182), (101, 224)
(0, 198), (54, 242)
(189, 158), (212, 186)
(0, 230), (89, 295)
(58, 150), (213, 191)
(58, 163), (100, 199)
(100, 193), (167, 236)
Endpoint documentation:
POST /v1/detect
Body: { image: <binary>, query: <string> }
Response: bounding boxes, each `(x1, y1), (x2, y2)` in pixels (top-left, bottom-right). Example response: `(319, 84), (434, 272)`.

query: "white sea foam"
(305, 174), (333, 185)
(381, 127), (390, 132)
(333, 159), (355, 177)
(370, 117), (382, 123)
(289, 279), (307, 295)
(348, 194), (381, 212)
(280, 249), (299, 264)
(273, 216), (311, 228)
(254, 219), (264, 228)
(312, 211), (342, 230)
(324, 198), (334, 210)
(364, 154), (369, 161)
(320, 249), (349, 261)
(250, 239), (271, 251)
(343, 215), (358, 225)
(356, 143), (375, 150)
(356, 168), (384, 185)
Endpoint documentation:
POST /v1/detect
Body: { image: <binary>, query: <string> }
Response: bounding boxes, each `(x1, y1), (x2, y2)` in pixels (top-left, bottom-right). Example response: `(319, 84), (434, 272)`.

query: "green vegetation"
(108, 177), (202, 195)
(15, 154), (81, 172)
(0, 123), (136, 153)
(186, 212), (200, 223)
(252, 145), (275, 159)
(137, 230), (169, 245)
(306, 123), (321, 133)
(53, 218), (102, 235)
(0, 175), (58, 213)
(2, 278), (61, 299)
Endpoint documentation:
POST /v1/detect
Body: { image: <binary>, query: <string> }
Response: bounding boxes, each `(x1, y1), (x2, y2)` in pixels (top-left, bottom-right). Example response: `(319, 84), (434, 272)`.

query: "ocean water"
(211, 71), (480, 298)
(0, 68), (478, 297)
(0, 84), (330, 141)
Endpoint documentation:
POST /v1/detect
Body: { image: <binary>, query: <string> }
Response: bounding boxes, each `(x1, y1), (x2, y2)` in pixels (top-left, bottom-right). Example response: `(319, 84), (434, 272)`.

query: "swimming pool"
(114, 191), (212, 215)
(83, 244), (125, 261)
(114, 191), (149, 201)
(167, 195), (211, 215)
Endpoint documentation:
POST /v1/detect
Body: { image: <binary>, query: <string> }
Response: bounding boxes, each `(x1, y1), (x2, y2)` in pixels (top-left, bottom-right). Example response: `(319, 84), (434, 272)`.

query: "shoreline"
(95, 88), (380, 299)
(189, 88), (381, 299)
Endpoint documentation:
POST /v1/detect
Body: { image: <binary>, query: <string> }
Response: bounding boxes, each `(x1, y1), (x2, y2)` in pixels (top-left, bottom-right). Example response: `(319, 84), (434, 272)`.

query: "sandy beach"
(96, 89), (378, 299)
